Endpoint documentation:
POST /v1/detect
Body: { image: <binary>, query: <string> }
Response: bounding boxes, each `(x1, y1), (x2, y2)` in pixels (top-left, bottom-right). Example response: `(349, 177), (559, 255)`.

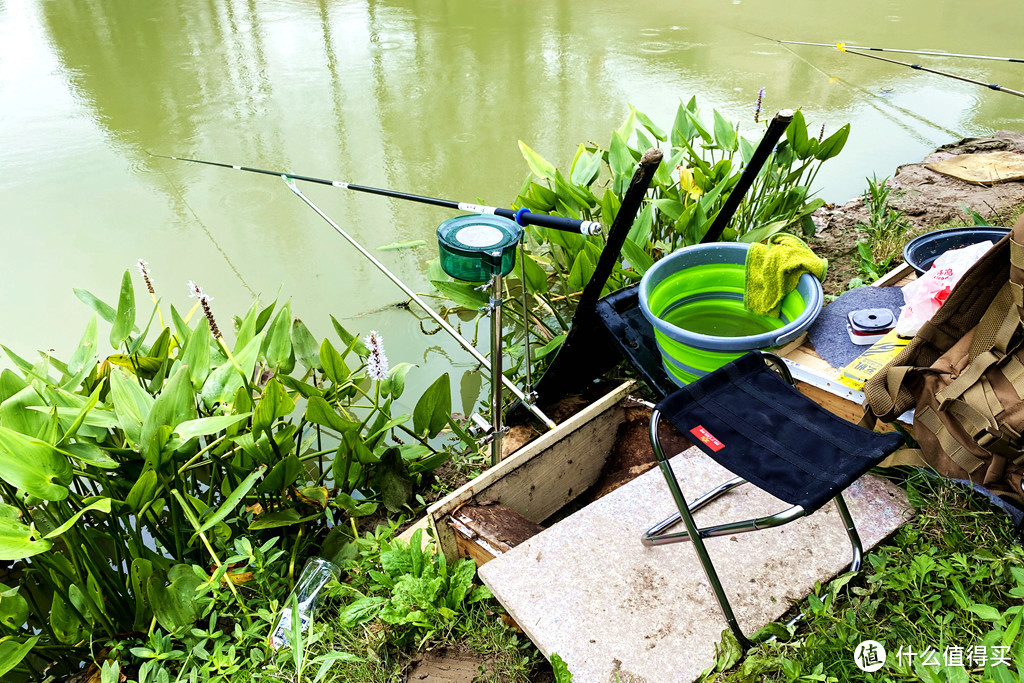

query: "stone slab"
(478, 446), (913, 683)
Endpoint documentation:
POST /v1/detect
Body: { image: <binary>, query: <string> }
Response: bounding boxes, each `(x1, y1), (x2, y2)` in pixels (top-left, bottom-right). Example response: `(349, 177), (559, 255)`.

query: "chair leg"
(647, 409), (754, 650)
(833, 492), (864, 573)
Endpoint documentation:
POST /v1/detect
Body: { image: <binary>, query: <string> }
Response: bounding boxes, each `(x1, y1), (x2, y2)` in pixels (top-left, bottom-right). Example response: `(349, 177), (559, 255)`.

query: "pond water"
(1, 0), (1021, 413)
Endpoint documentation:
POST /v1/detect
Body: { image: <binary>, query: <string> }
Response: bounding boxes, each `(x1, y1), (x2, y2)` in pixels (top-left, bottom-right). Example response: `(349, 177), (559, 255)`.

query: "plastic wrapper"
(269, 558), (340, 649)
(895, 241), (994, 337)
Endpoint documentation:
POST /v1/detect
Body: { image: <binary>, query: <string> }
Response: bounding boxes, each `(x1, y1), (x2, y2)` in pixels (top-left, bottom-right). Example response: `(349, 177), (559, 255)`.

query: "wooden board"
(450, 503), (545, 567)
(427, 381), (635, 561)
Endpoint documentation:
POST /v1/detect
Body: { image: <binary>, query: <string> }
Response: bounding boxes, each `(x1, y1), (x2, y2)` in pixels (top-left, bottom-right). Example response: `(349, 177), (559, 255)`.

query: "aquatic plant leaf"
(108, 368), (154, 446)
(43, 498), (112, 539)
(304, 396), (357, 434)
(253, 378), (295, 434)
(291, 318), (321, 371)
(68, 315), (98, 375)
(74, 287), (117, 324)
(621, 238), (654, 275)
(125, 470), (159, 513)
(330, 316), (368, 356)
(258, 454), (302, 493)
(376, 240), (427, 251)
(413, 374), (451, 438)
(201, 332), (264, 408)
(0, 583), (28, 630)
(182, 316), (212, 389)
(193, 466), (264, 541)
(636, 108), (667, 142)
(147, 565), (203, 633)
(263, 303), (293, 372)
(382, 362), (414, 399)
(518, 140), (556, 180)
(248, 508), (320, 530)
(567, 250), (595, 293)
(0, 426), (71, 501)
(141, 365), (197, 448)
(0, 516), (51, 561)
(815, 123), (851, 161)
(59, 442), (118, 469)
(0, 636), (39, 678)
(109, 270), (136, 349)
(608, 131), (634, 179)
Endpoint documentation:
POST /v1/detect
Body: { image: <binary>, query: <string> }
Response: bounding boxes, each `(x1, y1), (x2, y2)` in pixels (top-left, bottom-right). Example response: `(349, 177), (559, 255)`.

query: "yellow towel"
(744, 234), (827, 317)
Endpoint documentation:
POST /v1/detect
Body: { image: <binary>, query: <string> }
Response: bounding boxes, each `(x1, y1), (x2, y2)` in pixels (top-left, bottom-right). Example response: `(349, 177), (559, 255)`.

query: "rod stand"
(488, 272), (504, 467)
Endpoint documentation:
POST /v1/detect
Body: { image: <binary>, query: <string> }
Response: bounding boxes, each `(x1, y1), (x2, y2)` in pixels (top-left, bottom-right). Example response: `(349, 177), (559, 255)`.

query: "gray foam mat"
(808, 286), (906, 368)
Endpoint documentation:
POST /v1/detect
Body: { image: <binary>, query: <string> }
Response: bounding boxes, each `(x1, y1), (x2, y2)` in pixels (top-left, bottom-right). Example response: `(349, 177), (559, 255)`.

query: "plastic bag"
(269, 558), (340, 649)
(895, 241), (994, 337)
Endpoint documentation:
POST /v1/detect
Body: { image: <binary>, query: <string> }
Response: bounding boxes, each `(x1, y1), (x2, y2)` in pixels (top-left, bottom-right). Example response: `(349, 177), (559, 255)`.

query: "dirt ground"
(808, 130), (1024, 295)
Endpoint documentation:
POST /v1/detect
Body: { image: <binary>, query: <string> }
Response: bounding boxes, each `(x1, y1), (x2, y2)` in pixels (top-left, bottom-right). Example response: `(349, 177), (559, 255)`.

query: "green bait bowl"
(639, 242), (823, 386)
(437, 214), (523, 283)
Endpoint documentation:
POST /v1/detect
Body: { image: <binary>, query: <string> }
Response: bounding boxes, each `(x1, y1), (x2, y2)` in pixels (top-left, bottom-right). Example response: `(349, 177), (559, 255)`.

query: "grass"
(700, 469), (1024, 682)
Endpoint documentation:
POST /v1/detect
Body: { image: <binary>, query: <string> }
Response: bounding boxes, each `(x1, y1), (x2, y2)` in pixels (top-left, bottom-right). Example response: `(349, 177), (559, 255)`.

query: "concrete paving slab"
(478, 446), (913, 683)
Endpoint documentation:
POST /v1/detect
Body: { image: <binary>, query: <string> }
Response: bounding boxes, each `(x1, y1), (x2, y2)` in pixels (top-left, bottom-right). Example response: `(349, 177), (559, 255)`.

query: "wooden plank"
(873, 261), (915, 288)
(450, 503), (545, 567)
(427, 381), (634, 561)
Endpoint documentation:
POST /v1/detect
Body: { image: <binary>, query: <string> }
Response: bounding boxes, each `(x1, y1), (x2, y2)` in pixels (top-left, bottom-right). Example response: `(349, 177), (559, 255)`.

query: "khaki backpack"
(865, 214), (1024, 505)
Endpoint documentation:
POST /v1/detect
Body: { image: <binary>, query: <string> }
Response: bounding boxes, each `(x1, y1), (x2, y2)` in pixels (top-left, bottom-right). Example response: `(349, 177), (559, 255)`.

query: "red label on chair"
(690, 425), (725, 452)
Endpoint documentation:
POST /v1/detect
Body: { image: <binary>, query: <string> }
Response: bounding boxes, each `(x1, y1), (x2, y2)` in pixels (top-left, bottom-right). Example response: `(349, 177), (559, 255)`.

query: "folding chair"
(645, 351), (904, 648)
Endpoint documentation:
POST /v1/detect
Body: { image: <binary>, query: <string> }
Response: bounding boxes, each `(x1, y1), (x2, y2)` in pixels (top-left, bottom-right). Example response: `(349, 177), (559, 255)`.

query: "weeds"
(850, 175), (913, 286)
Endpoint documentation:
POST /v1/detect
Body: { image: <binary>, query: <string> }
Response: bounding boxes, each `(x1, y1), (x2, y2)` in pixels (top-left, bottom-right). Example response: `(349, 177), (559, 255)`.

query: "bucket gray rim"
(638, 242), (823, 351)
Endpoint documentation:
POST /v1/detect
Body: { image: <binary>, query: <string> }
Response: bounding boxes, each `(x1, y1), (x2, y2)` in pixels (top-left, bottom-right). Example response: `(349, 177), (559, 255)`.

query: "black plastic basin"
(903, 227), (1010, 275)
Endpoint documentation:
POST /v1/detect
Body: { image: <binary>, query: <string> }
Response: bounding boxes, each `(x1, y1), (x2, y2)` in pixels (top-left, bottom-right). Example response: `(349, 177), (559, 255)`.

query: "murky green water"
(2, 0), (1022, 410)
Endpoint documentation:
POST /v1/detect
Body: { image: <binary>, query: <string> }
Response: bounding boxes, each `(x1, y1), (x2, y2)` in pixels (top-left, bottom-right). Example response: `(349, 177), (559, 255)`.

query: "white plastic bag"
(895, 240), (994, 337)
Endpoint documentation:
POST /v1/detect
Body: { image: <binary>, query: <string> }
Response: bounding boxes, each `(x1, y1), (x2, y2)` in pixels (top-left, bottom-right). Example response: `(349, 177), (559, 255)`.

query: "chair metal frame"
(642, 352), (865, 649)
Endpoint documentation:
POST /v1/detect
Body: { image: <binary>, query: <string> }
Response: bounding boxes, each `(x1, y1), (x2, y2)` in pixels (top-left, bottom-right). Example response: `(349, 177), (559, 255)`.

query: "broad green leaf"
(330, 316), (368, 356)
(182, 317), (212, 389)
(193, 466), (263, 541)
(815, 123), (851, 161)
(0, 516), (51, 560)
(59, 382), (104, 443)
(338, 597), (385, 627)
(233, 301), (260, 353)
(108, 369), (154, 446)
(0, 370), (26, 404)
(130, 559), (154, 632)
(109, 270), (136, 349)
(413, 374), (451, 438)
(382, 362), (414, 399)
(520, 252), (549, 294)
(0, 583), (28, 630)
(621, 238), (654, 275)
(125, 470), (159, 513)
(1, 386), (49, 440)
(58, 442), (118, 469)
(248, 508), (320, 530)
(530, 333), (566, 360)
(43, 498), (113, 539)
(785, 109), (810, 158)
(567, 250), (595, 293)
(74, 288), (117, 324)
(252, 379), (296, 434)
(68, 316), (98, 375)
(712, 109), (738, 152)
(172, 413), (252, 445)
(431, 281), (488, 310)
(291, 318), (321, 371)
(312, 651), (365, 681)
(148, 565), (203, 633)
(105, 354), (164, 376)
(304, 396), (358, 433)
(0, 636), (40, 678)
(335, 492), (377, 517)
(635, 108), (667, 141)
(258, 455), (303, 493)
(626, 203), (654, 245)
(201, 332), (264, 408)
(0, 426), (72, 500)
(319, 339), (350, 385)
(616, 106), (637, 142)
(608, 131), (634, 178)
(518, 140), (556, 180)
(263, 303), (293, 372)
(569, 146), (602, 187)
(141, 365), (197, 449)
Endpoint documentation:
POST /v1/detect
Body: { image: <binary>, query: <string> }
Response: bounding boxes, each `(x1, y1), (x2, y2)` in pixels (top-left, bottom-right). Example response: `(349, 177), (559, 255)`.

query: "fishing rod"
(282, 176), (558, 432)
(775, 40), (1023, 64)
(150, 153), (602, 236)
(836, 45), (1024, 99)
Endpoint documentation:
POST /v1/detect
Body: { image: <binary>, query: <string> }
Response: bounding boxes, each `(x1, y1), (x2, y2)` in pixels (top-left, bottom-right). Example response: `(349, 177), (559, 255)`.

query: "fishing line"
(152, 162), (257, 297)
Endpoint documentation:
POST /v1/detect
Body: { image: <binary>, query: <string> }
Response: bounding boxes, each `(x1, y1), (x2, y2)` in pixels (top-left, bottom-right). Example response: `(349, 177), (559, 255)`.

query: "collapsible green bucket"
(638, 243), (823, 386)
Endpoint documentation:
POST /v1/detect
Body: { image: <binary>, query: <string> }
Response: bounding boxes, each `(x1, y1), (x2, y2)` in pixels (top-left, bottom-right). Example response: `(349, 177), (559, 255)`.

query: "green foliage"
(337, 528), (492, 646)
(551, 652), (574, 682)
(430, 100), (849, 386)
(850, 175), (913, 287)
(0, 270), (454, 678)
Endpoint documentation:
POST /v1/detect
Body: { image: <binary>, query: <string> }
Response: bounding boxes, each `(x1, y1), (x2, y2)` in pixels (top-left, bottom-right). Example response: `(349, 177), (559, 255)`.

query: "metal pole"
(284, 177), (557, 430)
(490, 273), (504, 467)
(518, 243), (533, 398)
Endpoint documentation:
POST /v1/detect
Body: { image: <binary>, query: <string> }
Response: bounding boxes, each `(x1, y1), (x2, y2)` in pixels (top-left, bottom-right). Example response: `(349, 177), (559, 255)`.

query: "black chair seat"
(656, 352), (904, 513)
